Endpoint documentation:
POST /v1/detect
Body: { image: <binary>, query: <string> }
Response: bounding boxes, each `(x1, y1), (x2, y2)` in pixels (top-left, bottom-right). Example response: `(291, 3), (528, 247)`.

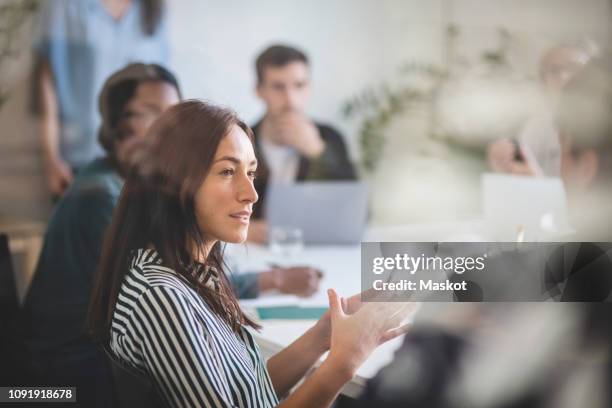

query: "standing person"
(249, 44), (356, 242)
(487, 43), (592, 177)
(87, 100), (413, 408)
(32, 0), (169, 198)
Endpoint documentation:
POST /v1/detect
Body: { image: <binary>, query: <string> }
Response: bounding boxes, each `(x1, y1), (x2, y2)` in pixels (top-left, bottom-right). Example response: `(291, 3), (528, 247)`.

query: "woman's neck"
(101, 0), (132, 21)
(192, 239), (217, 264)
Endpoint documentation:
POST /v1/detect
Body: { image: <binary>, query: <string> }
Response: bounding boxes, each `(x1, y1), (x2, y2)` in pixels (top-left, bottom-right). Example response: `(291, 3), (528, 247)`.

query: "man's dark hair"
(97, 63), (181, 156)
(255, 44), (309, 84)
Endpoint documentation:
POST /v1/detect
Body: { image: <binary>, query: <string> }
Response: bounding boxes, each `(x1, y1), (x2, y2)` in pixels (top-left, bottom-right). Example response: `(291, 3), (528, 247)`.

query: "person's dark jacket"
(251, 120), (357, 219)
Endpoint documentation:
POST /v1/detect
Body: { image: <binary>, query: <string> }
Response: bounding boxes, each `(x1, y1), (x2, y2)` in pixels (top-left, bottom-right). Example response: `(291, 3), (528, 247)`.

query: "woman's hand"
(45, 154), (73, 196)
(312, 288), (404, 352)
(259, 266), (324, 297)
(311, 290), (365, 352)
(266, 290), (363, 397)
(324, 289), (415, 378)
(487, 139), (516, 172)
(269, 290), (416, 406)
(487, 139), (534, 176)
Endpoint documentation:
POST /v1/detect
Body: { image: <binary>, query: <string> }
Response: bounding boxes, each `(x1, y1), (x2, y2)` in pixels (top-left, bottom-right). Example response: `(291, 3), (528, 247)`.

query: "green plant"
(342, 63), (447, 172)
(0, 0), (38, 106)
(342, 25), (515, 173)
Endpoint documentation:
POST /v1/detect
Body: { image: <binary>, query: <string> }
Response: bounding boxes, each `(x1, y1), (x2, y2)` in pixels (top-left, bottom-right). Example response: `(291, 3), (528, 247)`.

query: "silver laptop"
(482, 173), (574, 241)
(265, 181), (368, 244)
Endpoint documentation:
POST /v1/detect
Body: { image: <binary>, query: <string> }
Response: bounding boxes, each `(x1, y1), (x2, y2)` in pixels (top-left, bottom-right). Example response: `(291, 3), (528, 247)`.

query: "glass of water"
(269, 226), (304, 259)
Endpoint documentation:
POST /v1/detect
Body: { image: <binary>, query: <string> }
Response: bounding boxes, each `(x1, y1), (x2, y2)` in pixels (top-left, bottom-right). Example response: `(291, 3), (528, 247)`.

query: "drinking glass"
(269, 226), (304, 259)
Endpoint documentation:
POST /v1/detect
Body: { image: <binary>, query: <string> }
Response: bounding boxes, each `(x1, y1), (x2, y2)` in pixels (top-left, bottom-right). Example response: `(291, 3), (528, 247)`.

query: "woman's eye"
(248, 171), (257, 179)
(220, 168), (235, 176)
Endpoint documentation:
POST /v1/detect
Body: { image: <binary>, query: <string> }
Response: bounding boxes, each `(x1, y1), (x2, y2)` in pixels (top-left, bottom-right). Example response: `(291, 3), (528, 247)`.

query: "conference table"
(230, 220), (485, 398)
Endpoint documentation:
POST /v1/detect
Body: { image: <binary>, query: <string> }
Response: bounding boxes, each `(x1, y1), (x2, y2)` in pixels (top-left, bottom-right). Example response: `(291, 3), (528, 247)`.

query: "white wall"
(167, 0), (447, 158)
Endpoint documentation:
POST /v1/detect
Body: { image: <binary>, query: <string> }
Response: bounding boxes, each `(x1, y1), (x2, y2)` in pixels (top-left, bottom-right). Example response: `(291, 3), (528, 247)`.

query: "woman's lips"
(230, 211), (251, 224)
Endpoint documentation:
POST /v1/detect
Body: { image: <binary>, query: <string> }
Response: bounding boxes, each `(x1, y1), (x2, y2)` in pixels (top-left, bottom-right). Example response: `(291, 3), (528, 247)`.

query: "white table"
(229, 220), (485, 397)
(233, 244), (362, 309)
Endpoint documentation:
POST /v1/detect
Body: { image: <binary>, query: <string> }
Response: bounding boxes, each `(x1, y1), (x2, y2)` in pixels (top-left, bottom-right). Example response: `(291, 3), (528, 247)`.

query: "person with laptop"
(248, 44), (357, 242)
(554, 58), (612, 240)
(349, 64), (612, 408)
(487, 43), (593, 177)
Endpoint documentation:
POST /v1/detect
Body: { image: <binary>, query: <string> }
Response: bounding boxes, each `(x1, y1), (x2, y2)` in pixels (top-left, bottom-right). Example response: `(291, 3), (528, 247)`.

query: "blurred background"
(1, 2), (611, 407)
(1, 0), (611, 223)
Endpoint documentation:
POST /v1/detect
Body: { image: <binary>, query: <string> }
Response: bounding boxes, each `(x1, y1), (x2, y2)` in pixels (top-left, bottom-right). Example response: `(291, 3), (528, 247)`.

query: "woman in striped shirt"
(87, 100), (412, 407)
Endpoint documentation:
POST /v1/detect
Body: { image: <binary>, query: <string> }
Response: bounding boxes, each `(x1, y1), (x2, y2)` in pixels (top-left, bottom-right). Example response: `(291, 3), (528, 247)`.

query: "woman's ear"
(576, 149), (599, 187)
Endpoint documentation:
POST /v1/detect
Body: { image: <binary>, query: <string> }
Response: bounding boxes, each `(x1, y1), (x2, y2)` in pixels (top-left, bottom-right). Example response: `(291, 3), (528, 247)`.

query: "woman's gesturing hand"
(324, 289), (416, 378)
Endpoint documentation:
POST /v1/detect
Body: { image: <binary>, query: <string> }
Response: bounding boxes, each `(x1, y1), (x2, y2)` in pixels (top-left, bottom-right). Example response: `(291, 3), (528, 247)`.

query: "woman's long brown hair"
(87, 100), (260, 344)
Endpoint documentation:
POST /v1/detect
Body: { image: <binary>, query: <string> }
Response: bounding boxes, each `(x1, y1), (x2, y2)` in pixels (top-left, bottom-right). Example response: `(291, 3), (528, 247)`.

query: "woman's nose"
(238, 174), (258, 204)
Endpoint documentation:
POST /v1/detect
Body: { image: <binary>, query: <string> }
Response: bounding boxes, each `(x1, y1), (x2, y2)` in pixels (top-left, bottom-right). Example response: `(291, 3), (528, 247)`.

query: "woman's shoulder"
(115, 251), (205, 332)
(122, 249), (247, 329)
(127, 248), (195, 294)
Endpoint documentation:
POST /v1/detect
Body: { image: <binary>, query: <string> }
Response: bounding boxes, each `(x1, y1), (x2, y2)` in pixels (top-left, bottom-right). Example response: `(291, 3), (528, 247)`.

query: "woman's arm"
(38, 60), (73, 195)
(266, 289), (385, 397)
(266, 320), (329, 397)
(276, 354), (353, 408)
(269, 290), (414, 408)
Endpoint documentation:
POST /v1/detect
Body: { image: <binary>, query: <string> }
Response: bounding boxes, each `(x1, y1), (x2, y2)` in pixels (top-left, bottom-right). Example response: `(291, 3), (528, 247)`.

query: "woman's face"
(195, 125), (258, 245)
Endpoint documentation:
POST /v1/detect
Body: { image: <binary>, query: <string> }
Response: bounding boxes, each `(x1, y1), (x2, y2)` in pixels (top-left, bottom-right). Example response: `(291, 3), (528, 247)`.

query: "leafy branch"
(0, 0), (38, 106)
(342, 63), (447, 172)
(341, 25), (515, 173)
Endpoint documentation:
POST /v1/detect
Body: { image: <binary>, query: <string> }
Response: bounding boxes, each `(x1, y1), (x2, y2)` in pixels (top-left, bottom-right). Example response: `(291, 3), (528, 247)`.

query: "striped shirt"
(109, 249), (279, 407)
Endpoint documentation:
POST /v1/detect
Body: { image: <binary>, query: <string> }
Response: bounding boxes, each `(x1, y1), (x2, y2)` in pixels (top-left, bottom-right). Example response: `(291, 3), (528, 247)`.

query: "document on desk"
(240, 284), (332, 320)
(230, 244), (362, 309)
(237, 270), (340, 310)
(240, 294), (324, 308)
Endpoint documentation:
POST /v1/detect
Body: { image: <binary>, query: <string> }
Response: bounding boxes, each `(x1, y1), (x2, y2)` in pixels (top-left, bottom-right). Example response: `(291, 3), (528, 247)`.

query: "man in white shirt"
(248, 44), (356, 242)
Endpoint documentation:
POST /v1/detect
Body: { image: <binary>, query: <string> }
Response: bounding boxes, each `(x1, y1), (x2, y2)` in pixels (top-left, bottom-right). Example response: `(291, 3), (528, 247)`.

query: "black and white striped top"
(109, 249), (279, 408)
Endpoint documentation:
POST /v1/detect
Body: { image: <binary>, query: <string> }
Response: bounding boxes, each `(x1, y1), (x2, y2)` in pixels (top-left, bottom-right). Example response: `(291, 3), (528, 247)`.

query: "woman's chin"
(221, 230), (248, 244)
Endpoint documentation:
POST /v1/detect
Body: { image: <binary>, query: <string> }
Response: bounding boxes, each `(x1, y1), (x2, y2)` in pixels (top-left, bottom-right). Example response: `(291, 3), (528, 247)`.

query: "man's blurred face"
(256, 61), (311, 117)
(115, 80), (180, 166)
(540, 47), (589, 95)
(119, 80), (180, 140)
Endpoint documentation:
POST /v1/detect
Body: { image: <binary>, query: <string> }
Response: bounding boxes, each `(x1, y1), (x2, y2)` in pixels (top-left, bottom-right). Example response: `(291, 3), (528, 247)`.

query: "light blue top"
(34, 0), (170, 168)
